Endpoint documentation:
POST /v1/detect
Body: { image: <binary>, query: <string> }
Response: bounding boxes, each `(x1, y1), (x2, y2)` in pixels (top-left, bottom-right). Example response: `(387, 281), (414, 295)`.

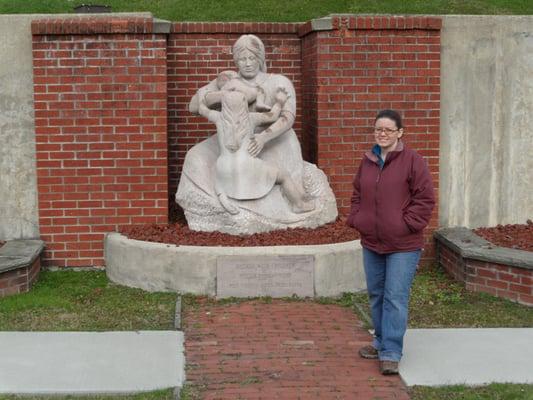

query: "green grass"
(0, 389), (175, 400)
(410, 383), (533, 399)
(0, 0), (530, 21)
(352, 265), (533, 329)
(0, 270), (177, 331)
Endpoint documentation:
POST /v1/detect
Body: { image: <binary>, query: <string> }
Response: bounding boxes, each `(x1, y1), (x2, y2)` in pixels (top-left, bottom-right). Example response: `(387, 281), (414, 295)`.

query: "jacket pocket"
(388, 213), (411, 239)
(354, 211), (374, 236)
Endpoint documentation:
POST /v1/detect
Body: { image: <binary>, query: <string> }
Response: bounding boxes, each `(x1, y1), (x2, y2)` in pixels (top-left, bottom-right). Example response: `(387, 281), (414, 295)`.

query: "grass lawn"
(352, 265), (533, 329)
(0, 270), (176, 331)
(410, 383), (533, 399)
(0, 389), (175, 400)
(0, 0), (531, 21)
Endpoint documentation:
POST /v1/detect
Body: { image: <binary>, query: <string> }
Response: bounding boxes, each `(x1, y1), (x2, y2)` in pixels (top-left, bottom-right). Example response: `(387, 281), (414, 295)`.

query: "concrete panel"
(217, 255), (315, 298)
(0, 331), (184, 394)
(401, 328), (533, 386)
(0, 15), (40, 239)
(440, 16), (533, 228)
(0, 13), (151, 241)
(105, 232), (365, 297)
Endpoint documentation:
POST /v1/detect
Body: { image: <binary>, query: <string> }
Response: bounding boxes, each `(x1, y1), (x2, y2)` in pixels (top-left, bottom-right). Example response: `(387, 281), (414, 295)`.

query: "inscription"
(217, 255), (314, 298)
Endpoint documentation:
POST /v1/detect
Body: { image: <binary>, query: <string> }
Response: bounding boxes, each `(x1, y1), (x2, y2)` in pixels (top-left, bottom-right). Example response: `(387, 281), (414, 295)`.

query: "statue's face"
(236, 49), (260, 79)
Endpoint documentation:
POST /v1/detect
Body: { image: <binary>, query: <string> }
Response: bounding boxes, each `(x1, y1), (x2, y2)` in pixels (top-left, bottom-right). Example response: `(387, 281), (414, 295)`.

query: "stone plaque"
(217, 255), (314, 298)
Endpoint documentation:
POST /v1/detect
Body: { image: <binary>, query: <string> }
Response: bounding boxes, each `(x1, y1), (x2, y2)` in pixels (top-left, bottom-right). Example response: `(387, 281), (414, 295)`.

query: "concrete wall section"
(105, 232), (366, 297)
(0, 15), (40, 239)
(440, 16), (533, 228)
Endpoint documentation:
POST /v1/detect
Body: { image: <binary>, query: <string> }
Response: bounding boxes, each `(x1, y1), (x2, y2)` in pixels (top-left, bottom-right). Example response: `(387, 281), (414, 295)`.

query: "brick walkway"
(183, 299), (410, 400)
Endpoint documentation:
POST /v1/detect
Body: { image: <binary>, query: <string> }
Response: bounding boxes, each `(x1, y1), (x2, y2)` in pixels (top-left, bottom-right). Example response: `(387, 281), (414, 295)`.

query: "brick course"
(32, 18), (168, 267)
(0, 258), (41, 298)
(184, 299), (410, 399)
(436, 241), (533, 306)
(300, 15), (440, 262)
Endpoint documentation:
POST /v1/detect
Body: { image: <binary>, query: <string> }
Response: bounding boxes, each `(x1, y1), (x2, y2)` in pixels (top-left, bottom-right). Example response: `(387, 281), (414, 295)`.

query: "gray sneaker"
(358, 345), (378, 359)
(379, 360), (399, 375)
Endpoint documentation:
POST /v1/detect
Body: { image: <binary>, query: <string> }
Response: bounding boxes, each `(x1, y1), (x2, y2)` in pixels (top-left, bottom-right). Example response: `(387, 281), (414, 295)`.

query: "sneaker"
(358, 345), (378, 359)
(379, 360), (399, 375)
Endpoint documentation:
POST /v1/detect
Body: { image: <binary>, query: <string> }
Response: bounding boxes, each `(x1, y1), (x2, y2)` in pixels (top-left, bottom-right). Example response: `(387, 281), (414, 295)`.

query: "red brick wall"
(32, 17), (168, 267)
(31, 15), (443, 267)
(167, 23), (303, 196)
(436, 242), (533, 306)
(0, 258), (41, 298)
(300, 16), (441, 262)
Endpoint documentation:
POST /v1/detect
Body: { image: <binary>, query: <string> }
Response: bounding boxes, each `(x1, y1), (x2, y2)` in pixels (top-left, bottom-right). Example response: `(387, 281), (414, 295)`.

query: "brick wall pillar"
(32, 16), (169, 267)
(299, 15), (441, 263)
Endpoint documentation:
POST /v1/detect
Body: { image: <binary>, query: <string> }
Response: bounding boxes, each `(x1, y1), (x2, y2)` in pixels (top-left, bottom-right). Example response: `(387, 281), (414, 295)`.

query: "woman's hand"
(248, 133), (267, 157)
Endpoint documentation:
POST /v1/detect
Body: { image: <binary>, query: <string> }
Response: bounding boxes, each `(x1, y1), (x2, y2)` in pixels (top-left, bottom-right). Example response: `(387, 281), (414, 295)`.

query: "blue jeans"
(362, 247), (421, 362)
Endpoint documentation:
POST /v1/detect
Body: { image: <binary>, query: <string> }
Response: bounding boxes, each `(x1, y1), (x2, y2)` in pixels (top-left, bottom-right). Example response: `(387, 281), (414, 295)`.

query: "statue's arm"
(250, 103), (282, 126)
(248, 109), (295, 157)
(198, 96), (220, 123)
(189, 79), (220, 114)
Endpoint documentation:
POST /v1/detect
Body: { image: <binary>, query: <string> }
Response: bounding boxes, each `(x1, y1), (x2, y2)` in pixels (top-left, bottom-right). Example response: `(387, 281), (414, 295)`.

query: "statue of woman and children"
(176, 34), (337, 234)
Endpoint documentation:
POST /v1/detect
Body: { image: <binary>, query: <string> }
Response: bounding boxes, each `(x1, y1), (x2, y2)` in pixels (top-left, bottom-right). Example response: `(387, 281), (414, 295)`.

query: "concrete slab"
(0, 331), (184, 394)
(401, 328), (533, 386)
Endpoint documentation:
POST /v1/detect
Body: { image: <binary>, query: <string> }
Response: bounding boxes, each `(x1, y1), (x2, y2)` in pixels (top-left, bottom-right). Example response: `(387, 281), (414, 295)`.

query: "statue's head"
(220, 90), (250, 152)
(221, 90), (248, 113)
(232, 35), (266, 78)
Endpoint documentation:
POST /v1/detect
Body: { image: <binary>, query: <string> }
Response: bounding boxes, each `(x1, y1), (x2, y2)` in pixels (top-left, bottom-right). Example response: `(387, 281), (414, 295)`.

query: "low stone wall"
(435, 227), (532, 306)
(0, 240), (45, 298)
(104, 232), (365, 297)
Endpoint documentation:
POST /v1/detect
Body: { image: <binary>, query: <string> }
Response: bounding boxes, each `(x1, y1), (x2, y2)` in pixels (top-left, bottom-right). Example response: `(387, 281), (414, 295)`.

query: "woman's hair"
(232, 34), (267, 73)
(375, 109), (403, 129)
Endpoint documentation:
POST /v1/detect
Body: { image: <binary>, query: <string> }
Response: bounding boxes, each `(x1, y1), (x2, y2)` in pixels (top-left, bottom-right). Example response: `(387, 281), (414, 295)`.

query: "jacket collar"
(365, 140), (405, 165)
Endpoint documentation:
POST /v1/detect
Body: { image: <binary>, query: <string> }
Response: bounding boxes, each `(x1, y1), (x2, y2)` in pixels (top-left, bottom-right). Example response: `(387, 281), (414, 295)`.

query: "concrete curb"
(174, 296), (182, 330)
(104, 232), (365, 297)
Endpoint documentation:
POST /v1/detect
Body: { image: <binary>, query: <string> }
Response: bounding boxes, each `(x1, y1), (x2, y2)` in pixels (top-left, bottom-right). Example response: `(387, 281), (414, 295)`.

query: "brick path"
(183, 299), (410, 400)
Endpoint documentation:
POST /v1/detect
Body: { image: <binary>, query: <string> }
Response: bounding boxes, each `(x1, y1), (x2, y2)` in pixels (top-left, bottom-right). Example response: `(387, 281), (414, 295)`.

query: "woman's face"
(236, 49), (261, 79)
(374, 117), (403, 150)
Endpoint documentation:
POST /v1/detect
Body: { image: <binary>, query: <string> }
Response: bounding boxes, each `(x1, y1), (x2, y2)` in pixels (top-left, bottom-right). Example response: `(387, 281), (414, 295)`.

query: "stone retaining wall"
(435, 227), (533, 306)
(0, 240), (44, 298)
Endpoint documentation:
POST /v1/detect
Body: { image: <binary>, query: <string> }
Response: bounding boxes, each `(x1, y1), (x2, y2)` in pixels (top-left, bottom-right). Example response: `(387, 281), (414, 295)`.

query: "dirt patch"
(474, 220), (533, 252)
(120, 217), (359, 247)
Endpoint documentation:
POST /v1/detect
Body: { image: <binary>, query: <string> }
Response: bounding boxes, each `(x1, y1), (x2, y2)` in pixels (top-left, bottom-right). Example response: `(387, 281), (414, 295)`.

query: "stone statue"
(176, 34), (337, 234)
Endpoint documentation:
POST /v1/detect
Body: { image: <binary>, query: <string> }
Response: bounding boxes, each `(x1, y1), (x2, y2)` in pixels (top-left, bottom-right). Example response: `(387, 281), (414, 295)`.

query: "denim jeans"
(362, 247), (421, 362)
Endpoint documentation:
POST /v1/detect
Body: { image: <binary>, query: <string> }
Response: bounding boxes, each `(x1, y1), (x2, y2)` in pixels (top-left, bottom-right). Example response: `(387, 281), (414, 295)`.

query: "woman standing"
(347, 110), (435, 375)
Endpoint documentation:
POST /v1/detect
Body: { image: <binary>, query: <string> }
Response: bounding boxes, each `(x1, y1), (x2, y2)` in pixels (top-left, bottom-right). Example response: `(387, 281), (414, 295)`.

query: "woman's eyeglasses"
(374, 127), (399, 135)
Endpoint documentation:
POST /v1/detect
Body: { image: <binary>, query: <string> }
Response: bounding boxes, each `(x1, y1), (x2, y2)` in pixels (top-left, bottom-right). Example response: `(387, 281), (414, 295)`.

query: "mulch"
(119, 217), (359, 247)
(474, 220), (533, 252)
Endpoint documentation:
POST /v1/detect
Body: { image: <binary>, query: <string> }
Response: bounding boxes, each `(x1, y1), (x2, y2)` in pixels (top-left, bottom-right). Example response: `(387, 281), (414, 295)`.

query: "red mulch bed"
(474, 220), (533, 252)
(119, 217), (359, 247)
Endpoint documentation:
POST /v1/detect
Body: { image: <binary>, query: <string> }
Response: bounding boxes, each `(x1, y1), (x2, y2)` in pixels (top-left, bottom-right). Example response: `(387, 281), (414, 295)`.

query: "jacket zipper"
(375, 167), (382, 251)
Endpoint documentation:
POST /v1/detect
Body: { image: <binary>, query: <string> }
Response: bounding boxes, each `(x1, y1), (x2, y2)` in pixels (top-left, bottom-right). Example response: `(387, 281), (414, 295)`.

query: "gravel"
(474, 220), (533, 252)
(119, 217), (359, 247)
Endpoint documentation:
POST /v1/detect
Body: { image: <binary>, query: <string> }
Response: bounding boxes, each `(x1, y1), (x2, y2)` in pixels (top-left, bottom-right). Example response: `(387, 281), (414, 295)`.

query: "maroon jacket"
(347, 141), (435, 254)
